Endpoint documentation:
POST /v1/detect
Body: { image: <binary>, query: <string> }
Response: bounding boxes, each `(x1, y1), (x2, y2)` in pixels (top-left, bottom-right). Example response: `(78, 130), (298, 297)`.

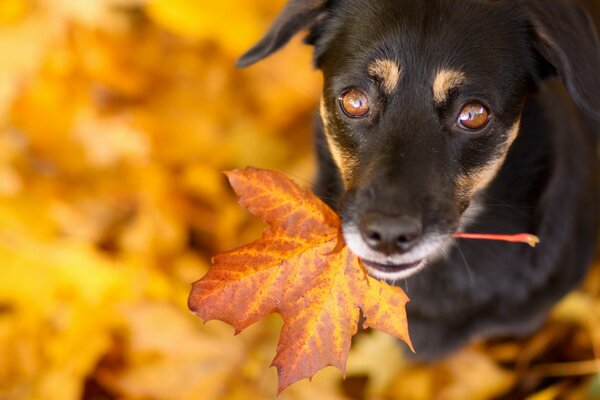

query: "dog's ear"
(236, 0), (327, 68)
(523, 0), (600, 116)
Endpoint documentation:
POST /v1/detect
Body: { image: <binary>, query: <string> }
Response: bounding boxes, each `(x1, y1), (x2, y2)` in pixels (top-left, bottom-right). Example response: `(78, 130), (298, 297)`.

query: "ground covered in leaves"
(0, 1), (599, 399)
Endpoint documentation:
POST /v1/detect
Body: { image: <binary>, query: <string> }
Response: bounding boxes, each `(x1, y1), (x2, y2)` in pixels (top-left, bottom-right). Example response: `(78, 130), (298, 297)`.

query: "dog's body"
(239, 0), (600, 360)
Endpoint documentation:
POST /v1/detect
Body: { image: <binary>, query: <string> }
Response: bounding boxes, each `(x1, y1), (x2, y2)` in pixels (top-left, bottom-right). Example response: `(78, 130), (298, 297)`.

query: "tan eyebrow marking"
(368, 59), (402, 95)
(320, 98), (356, 187)
(432, 69), (466, 104)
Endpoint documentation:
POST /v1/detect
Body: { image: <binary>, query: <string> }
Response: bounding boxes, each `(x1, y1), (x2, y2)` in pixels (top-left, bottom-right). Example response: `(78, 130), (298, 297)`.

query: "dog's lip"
(361, 259), (424, 274)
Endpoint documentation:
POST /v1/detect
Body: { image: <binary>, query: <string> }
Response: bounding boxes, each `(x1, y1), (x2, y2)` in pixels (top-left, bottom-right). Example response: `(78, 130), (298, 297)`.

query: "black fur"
(239, 0), (600, 360)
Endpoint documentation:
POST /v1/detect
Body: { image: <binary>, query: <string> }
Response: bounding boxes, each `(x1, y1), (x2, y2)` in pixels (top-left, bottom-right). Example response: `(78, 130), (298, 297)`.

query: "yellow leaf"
(146, 0), (279, 56)
(0, 0), (29, 25)
(97, 302), (248, 400)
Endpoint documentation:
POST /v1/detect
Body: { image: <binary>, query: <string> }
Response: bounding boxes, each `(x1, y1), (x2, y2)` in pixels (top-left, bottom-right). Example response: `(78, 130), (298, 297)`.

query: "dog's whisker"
(315, 195), (340, 203)
(283, 173), (315, 188)
(459, 213), (531, 225)
(455, 245), (475, 287)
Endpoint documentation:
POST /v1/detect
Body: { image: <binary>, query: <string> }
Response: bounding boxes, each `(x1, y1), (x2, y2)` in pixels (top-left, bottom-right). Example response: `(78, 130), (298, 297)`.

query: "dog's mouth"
(361, 259), (427, 281)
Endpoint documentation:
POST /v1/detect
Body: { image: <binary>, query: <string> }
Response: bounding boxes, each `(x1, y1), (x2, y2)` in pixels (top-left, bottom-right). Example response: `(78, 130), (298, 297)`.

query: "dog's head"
(238, 0), (600, 280)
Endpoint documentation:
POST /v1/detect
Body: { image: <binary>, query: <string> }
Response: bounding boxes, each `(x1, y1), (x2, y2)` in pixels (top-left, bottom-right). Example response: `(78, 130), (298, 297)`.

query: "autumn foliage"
(188, 168), (412, 393)
(1, 1), (600, 400)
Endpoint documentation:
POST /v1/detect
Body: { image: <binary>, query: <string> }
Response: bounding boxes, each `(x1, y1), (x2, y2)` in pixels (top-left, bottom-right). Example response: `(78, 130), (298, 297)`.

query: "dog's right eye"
(339, 89), (370, 118)
(458, 102), (490, 130)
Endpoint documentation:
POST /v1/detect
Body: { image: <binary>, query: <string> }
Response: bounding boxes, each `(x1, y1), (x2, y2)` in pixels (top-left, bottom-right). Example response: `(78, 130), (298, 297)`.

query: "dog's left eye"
(339, 89), (370, 118)
(458, 102), (490, 130)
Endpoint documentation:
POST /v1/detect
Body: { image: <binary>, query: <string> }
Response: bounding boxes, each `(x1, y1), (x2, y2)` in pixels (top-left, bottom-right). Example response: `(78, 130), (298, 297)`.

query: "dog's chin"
(361, 259), (428, 281)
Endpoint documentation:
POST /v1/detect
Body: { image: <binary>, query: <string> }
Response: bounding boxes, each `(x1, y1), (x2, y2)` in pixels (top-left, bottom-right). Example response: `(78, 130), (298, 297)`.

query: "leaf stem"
(453, 232), (540, 248)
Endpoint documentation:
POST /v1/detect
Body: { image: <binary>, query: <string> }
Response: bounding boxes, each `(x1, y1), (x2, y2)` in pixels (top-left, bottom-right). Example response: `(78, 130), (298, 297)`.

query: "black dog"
(237, 0), (600, 360)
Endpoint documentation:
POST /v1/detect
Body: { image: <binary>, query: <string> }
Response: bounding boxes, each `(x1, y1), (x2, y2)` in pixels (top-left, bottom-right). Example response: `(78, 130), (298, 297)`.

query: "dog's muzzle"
(341, 210), (451, 281)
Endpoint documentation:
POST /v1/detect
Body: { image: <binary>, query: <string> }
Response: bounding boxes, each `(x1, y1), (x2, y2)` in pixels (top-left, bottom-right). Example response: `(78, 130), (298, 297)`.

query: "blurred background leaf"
(0, 1), (598, 399)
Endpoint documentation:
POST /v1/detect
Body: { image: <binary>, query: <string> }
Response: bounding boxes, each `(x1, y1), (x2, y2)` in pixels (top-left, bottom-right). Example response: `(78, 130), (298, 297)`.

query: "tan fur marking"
(459, 120), (522, 197)
(368, 59), (402, 94)
(320, 98), (355, 187)
(470, 158), (505, 195)
(433, 69), (466, 104)
(504, 119), (521, 148)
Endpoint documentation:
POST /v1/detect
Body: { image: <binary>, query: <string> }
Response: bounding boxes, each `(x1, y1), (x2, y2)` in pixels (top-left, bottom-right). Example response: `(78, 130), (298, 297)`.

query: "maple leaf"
(188, 167), (413, 393)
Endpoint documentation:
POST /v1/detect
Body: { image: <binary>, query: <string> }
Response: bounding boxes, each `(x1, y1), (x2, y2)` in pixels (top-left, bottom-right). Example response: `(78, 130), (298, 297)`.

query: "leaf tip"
(406, 337), (416, 353)
(276, 384), (289, 396)
(223, 167), (261, 184)
(221, 169), (233, 177)
(186, 293), (198, 314)
(222, 168), (240, 182)
(272, 366), (294, 396)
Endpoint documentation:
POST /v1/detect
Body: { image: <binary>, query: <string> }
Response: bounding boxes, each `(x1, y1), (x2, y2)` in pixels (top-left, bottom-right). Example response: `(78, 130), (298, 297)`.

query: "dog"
(237, 0), (600, 360)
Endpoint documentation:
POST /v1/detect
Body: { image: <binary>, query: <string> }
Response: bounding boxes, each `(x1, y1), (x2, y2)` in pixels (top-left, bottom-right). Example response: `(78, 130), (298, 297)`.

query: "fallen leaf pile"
(0, 1), (599, 399)
(188, 167), (412, 393)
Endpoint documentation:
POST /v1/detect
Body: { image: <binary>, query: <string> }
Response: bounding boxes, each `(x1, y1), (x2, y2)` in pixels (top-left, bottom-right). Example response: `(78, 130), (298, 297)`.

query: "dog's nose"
(360, 213), (422, 255)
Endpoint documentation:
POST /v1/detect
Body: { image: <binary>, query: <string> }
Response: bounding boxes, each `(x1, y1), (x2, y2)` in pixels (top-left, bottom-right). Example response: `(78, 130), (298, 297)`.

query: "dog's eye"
(458, 103), (490, 130)
(339, 89), (370, 118)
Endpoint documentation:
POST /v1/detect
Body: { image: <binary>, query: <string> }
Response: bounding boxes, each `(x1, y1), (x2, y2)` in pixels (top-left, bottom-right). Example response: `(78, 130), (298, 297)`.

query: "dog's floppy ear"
(236, 0), (327, 68)
(523, 0), (600, 116)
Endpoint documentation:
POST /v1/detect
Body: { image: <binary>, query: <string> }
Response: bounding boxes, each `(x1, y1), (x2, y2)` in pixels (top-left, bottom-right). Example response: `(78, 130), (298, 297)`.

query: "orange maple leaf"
(188, 167), (413, 393)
